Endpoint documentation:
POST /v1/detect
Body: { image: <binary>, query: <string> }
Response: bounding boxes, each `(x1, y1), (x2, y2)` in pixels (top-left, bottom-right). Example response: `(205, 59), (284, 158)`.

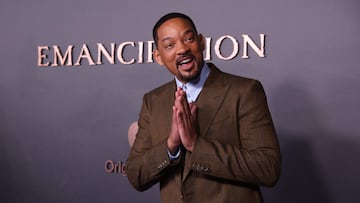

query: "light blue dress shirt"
(175, 63), (211, 103)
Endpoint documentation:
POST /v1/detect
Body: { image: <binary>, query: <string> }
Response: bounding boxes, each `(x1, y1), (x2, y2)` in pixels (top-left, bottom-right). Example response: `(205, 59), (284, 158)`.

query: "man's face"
(153, 18), (205, 83)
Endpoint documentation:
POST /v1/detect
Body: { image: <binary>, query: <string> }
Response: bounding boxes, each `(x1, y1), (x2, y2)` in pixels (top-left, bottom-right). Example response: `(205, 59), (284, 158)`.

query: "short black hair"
(152, 12), (198, 47)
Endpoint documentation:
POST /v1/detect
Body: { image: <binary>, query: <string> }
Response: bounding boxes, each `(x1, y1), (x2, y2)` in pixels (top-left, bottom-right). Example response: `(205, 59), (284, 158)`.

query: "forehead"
(157, 18), (195, 37)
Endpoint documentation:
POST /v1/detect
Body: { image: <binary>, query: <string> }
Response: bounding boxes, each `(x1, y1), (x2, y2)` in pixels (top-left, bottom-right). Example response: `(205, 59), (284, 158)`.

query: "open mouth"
(177, 56), (194, 70)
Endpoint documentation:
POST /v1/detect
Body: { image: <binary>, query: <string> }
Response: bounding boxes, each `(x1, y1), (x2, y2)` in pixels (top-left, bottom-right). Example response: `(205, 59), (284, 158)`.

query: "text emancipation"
(38, 34), (266, 67)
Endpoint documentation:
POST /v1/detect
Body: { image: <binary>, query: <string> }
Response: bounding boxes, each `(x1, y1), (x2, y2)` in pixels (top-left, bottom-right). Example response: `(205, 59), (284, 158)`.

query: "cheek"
(190, 44), (203, 56)
(162, 54), (176, 66)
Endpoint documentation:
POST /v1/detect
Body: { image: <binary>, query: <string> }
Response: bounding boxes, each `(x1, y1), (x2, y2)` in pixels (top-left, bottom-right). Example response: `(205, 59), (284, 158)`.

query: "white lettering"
(214, 35), (239, 61)
(75, 44), (96, 66)
(138, 41), (144, 64)
(97, 43), (115, 65)
(117, 41), (135, 65)
(204, 37), (211, 61)
(52, 45), (73, 66)
(147, 41), (154, 63)
(37, 34), (267, 67)
(242, 34), (265, 59)
(37, 46), (50, 67)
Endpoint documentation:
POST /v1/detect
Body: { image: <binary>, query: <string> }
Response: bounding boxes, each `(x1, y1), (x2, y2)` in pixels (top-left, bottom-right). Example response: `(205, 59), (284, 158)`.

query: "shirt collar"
(175, 63), (211, 102)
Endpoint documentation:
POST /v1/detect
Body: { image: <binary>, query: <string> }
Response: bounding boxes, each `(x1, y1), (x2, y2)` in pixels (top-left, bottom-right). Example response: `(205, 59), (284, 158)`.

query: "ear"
(198, 34), (205, 52)
(153, 49), (164, 66)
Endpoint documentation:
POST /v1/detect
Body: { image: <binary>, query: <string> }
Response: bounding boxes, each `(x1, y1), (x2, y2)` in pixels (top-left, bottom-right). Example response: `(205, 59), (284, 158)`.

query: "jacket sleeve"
(125, 93), (181, 191)
(189, 80), (281, 187)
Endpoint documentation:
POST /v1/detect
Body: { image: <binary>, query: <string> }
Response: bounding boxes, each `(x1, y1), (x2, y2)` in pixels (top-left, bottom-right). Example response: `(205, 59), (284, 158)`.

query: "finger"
(181, 98), (191, 119)
(190, 103), (197, 120)
(169, 106), (181, 145)
(172, 105), (177, 123)
(178, 90), (190, 115)
(175, 91), (187, 112)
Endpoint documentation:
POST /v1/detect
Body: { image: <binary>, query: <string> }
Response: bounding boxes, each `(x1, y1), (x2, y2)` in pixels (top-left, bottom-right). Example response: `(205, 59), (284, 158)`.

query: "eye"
(164, 43), (174, 49)
(185, 36), (195, 43)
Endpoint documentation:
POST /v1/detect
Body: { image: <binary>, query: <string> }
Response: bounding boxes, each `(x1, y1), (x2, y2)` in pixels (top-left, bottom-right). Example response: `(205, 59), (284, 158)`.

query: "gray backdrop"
(1, 0), (359, 202)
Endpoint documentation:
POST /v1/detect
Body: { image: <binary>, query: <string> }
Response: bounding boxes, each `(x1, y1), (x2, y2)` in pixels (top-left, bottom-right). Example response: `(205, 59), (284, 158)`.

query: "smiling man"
(126, 12), (281, 203)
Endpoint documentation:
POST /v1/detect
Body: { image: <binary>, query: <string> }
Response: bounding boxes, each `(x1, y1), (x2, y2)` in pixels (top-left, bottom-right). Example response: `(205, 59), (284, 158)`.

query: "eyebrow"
(182, 29), (196, 38)
(160, 37), (172, 44)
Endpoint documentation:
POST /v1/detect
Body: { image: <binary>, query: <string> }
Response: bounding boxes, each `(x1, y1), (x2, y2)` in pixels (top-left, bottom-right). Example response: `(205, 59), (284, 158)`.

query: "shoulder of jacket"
(145, 80), (174, 98)
(208, 62), (260, 87)
(219, 70), (261, 89)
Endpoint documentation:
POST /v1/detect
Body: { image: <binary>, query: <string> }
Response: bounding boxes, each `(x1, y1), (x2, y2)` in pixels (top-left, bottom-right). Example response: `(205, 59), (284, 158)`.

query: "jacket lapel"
(182, 64), (230, 182)
(196, 65), (230, 137)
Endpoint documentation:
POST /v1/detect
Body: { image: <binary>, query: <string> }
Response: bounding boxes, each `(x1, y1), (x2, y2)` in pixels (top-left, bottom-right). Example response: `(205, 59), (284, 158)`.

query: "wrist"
(167, 138), (179, 155)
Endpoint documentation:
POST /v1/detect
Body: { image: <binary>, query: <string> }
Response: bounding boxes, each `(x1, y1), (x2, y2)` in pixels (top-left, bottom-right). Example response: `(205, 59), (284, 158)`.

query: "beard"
(177, 66), (202, 83)
(176, 58), (203, 83)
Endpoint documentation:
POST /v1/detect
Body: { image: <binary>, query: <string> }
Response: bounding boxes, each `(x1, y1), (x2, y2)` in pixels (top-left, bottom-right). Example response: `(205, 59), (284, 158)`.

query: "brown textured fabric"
(126, 63), (281, 203)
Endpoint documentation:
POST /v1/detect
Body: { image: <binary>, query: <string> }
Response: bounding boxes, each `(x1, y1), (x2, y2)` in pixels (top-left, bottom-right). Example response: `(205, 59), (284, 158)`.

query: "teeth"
(179, 58), (192, 65)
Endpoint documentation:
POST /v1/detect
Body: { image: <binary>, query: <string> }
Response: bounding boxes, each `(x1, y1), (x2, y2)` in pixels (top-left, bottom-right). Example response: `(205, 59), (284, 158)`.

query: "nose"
(177, 41), (190, 55)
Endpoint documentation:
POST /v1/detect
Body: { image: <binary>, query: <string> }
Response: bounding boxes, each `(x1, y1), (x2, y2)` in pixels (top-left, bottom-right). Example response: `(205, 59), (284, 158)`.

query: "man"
(126, 12), (281, 203)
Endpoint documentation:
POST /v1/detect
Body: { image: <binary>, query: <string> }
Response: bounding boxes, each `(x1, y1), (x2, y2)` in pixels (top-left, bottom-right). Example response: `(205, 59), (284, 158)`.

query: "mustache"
(176, 54), (194, 65)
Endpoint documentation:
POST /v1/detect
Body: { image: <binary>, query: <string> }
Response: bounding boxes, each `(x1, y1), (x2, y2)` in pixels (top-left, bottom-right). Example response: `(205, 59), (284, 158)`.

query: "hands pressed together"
(167, 87), (198, 154)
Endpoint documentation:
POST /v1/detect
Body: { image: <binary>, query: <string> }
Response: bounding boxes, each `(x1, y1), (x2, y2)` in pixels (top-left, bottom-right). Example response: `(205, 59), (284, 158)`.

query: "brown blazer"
(126, 63), (281, 203)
